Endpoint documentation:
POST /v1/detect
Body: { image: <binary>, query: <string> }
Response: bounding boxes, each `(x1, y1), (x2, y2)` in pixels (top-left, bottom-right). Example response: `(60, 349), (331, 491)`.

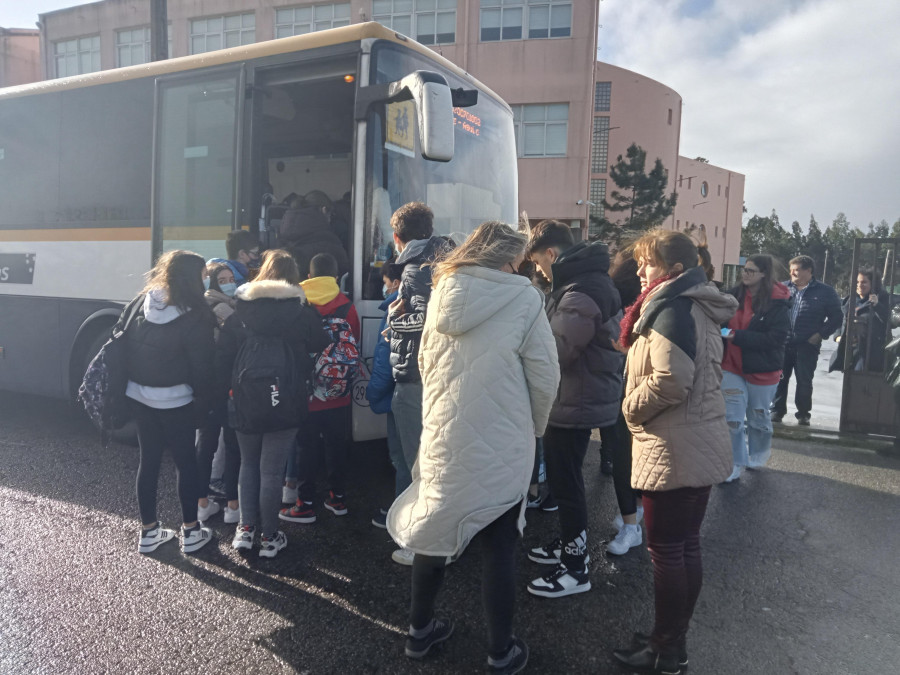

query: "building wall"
(0, 28), (41, 88)
(671, 157), (744, 277)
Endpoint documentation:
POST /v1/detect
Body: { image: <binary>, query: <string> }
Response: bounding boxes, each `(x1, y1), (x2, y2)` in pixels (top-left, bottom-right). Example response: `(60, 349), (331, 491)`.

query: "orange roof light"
(344, 74), (355, 83)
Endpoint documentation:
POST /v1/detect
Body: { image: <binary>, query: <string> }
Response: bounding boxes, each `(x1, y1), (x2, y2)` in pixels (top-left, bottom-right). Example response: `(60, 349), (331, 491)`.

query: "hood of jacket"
(636, 266), (736, 334)
(433, 267), (540, 336)
(394, 235), (450, 268)
(143, 288), (185, 324)
(300, 275), (340, 306)
(280, 205), (331, 241)
(550, 241), (611, 291)
(234, 280), (308, 336)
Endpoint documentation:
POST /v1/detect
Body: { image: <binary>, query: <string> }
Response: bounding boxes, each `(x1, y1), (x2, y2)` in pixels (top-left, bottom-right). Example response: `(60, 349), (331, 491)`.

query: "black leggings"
(196, 418), (241, 501)
(410, 502), (521, 658)
(131, 400), (199, 526)
(602, 412), (641, 517)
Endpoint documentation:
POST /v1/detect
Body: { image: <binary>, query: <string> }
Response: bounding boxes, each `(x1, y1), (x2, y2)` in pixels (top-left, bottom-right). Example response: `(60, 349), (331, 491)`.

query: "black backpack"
(228, 329), (306, 434)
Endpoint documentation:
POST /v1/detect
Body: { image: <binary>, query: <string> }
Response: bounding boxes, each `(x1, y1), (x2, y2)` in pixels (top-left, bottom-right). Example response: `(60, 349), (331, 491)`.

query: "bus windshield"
(363, 43), (517, 300)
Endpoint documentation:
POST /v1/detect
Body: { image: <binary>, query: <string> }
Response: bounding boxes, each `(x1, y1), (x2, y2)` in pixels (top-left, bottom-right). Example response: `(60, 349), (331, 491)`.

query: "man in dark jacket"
(771, 255), (842, 425)
(386, 202), (452, 565)
(525, 220), (624, 598)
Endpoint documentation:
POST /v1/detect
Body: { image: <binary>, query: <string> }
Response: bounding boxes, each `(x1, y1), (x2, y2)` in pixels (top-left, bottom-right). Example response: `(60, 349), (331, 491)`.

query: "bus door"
(152, 67), (244, 260)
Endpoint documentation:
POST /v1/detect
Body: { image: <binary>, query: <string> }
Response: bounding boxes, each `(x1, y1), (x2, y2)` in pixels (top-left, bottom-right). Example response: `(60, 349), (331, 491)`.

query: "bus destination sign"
(0, 253), (36, 284)
(453, 108), (482, 137)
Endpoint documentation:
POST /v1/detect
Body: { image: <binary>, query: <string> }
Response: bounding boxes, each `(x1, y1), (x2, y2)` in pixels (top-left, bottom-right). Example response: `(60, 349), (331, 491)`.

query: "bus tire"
(75, 327), (138, 447)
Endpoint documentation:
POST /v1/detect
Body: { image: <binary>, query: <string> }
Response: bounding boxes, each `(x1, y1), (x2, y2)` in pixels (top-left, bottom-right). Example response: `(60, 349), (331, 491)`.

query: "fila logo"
(270, 384), (280, 407)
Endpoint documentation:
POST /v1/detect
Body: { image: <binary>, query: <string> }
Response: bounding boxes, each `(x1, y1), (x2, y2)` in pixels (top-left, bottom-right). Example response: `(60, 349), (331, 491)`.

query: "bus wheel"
(78, 329), (138, 447)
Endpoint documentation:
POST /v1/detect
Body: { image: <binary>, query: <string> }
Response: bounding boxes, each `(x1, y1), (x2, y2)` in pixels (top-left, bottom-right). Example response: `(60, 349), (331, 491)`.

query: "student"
(120, 250), (217, 555)
(210, 230), (261, 286)
(525, 220), (624, 598)
(387, 222), (559, 673)
(387, 202), (454, 565)
(366, 257), (404, 529)
(217, 250), (329, 558)
(280, 253), (360, 524)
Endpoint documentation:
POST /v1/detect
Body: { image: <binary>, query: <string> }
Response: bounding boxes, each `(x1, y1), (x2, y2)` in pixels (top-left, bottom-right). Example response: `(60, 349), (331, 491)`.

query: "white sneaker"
(613, 506), (644, 532)
(607, 524), (643, 555)
(232, 525), (255, 550)
(527, 563), (591, 598)
(197, 500), (221, 522)
(724, 465), (743, 483)
(282, 484), (299, 504)
(223, 504), (240, 524)
(181, 525), (213, 553)
(392, 548), (415, 566)
(138, 523), (176, 554)
(259, 531), (288, 558)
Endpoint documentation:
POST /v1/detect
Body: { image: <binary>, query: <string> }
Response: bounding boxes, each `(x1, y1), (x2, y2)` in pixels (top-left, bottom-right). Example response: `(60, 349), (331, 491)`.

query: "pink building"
(29, 0), (742, 276)
(0, 28), (41, 88)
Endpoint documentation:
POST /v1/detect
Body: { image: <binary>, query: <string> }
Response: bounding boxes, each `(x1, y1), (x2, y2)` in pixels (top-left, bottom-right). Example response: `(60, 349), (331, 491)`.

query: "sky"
(4, 1), (899, 232)
(598, 0), (900, 231)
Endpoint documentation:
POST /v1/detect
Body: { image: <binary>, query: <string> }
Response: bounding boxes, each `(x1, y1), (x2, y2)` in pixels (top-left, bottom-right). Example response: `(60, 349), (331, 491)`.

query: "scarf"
(618, 273), (677, 350)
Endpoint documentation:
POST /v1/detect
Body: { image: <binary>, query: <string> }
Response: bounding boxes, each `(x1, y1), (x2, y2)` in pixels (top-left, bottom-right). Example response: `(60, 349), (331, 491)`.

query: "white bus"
(0, 23), (517, 440)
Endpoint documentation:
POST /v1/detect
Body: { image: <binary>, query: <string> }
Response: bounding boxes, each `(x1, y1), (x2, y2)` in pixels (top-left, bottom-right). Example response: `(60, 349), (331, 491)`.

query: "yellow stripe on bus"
(0, 228), (151, 242)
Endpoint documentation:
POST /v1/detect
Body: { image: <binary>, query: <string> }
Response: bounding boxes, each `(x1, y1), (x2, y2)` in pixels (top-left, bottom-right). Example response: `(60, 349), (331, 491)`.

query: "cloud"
(598, 0), (900, 229)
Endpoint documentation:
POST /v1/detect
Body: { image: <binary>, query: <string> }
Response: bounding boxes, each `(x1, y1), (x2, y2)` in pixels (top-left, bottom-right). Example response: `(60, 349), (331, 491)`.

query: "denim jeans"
(392, 382), (423, 478)
(722, 371), (778, 469)
(387, 411), (411, 497)
(236, 427), (297, 537)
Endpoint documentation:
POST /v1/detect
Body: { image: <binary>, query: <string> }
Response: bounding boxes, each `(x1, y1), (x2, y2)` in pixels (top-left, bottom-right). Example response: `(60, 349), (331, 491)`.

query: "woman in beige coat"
(387, 221), (559, 674)
(613, 230), (737, 675)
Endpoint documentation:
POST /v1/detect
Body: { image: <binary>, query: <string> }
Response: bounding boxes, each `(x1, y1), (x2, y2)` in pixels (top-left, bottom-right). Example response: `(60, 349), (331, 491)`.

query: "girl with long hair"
(120, 250), (217, 555)
(722, 254), (791, 481)
(614, 229), (736, 674)
(387, 221), (559, 674)
(216, 249), (328, 558)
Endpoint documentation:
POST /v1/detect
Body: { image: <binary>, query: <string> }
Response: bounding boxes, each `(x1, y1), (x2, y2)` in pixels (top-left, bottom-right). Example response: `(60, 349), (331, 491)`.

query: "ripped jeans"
(722, 371), (779, 469)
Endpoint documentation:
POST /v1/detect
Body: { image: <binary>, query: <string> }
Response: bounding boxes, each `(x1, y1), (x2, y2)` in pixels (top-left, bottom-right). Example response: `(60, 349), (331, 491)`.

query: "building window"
(676, 220), (680, 230)
(715, 225), (719, 238)
(190, 13), (255, 54)
(512, 103), (568, 157)
(275, 4), (351, 38)
(374, 0), (457, 45)
(589, 178), (606, 225)
(481, 0), (571, 42)
(591, 116), (609, 174)
(700, 181), (708, 197)
(594, 81), (611, 112)
(717, 184), (721, 196)
(54, 36), (100, 78)
(667, 108), (673, 125)
(116, 26), (173, 66)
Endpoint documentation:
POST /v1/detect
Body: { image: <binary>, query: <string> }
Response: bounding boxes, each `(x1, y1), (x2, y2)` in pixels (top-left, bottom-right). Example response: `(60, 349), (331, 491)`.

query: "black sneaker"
(525, 492), (558, 512)
(372, 507), (388, 529)
(527, 538), (562, 564)
(527, 562), (591, 598)
(488, 636), (529, 674)
(404, 617), (454, 659)
(613, 644), (682, 675)
(797, 414), (811, 426)
(771, 412), (784, 423)
(631, 632), (688, 668)
(600, 458), (614, 476)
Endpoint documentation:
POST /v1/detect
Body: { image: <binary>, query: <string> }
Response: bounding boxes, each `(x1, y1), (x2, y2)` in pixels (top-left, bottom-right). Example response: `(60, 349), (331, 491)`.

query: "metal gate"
(838, 238), (899, 435)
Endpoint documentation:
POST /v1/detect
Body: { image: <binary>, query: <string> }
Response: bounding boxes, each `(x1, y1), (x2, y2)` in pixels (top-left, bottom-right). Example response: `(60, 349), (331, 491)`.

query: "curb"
(773, 425), (897, 454)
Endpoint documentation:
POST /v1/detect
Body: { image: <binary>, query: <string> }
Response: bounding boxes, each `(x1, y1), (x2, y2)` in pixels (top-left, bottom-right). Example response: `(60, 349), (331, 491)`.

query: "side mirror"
(355, 70), (457, 162)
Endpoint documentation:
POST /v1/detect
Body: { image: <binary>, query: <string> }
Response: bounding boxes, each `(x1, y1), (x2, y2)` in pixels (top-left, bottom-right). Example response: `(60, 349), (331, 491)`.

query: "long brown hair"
(432, 221), (526, 284)
(256, 249), (301, 285)
(143, 250), (212, 319)
(736, 254), (775, 314)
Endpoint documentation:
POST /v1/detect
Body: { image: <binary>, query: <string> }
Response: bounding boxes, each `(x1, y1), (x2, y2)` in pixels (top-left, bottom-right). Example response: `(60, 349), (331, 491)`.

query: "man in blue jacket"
(771, 255), (842, 425)
(366, 260), (403, 529)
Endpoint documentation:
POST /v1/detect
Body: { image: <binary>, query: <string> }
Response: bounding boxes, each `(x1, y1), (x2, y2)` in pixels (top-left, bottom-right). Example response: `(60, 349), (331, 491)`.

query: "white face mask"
(203, 277), (210, 291)
(219, 282), (237, 298)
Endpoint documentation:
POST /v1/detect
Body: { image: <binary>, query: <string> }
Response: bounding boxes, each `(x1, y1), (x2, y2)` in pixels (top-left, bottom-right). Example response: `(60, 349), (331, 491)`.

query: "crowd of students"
(114, 201), (829, 675)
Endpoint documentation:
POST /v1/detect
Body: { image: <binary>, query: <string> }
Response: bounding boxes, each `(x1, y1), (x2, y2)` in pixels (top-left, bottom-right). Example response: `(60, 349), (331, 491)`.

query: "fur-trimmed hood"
(234, 280), (311, 337)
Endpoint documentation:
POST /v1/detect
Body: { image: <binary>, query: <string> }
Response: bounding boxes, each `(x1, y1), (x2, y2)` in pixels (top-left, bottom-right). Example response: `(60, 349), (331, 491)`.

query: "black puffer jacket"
(118, 291), (216, 416)
(786, 278), (842, 346)
(389, 236), (453, 383)
(216, 280), (330, 397)
(546, 241), (624, 428)
(724, 283), (792, 374)
(279, 206), (349, 278)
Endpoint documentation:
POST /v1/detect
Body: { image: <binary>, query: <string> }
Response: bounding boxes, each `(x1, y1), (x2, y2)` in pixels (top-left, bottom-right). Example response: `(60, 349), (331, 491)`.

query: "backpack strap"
(115, 295), (145, 338)
(328, 301), (352, 320)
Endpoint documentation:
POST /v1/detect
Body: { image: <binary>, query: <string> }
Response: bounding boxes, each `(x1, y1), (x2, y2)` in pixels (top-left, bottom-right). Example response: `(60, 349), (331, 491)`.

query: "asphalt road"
(0, 391), (898, 674)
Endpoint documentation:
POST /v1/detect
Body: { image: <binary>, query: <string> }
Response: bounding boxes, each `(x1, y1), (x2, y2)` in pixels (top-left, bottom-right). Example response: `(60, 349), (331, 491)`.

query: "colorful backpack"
(310, 302), (359, 401)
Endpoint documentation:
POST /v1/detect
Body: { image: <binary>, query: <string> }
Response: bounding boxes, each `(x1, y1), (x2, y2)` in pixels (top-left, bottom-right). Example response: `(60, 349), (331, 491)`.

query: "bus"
(0, 23), (518, 440)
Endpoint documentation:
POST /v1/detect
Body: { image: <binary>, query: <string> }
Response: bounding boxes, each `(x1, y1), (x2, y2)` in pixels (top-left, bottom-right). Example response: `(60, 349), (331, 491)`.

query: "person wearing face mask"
(204, 262), (238, 327)
(209, 230), (262, 287)
(366, 257), (404, 529)
(831, 266), (890, 373)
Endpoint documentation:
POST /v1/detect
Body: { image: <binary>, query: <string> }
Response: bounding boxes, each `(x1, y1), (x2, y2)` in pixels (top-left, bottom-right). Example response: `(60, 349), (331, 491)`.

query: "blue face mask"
(383, 284), (390, 299)
(220, 282), (237, 298)
(203, 277), (210, 291)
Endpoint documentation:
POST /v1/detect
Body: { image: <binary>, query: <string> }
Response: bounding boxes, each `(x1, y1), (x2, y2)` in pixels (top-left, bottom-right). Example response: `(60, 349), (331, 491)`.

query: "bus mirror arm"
(355, 70), (455, 162)
(451, 88), (478, 108)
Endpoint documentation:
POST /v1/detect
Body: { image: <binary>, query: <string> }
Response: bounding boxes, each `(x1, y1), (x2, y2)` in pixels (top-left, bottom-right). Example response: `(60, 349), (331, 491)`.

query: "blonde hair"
(633, 229), (699, 272)
(432, 221), (526, 284)
(255, 249), (301, 284)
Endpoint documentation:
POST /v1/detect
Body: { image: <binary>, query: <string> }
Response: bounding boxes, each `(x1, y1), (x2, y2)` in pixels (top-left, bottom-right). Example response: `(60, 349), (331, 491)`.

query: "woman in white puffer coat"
(387, 221), (560, 674)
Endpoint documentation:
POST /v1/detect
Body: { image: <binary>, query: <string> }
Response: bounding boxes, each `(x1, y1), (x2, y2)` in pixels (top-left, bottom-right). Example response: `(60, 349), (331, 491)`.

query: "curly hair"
(143, 250), (213, 319)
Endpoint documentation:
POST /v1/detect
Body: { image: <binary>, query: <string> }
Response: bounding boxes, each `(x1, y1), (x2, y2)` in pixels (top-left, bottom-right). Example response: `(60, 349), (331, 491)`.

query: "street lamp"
(576, 199), (596, 206)
(692, 201), (708, 208)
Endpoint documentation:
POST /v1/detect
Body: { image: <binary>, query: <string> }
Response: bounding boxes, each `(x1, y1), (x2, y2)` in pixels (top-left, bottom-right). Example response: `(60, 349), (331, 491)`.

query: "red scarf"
(618, 273), (677, 350)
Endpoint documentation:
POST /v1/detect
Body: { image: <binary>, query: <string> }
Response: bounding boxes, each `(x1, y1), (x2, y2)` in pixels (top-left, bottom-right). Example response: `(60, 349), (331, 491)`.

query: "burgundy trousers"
(642, 485), (712, 655)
